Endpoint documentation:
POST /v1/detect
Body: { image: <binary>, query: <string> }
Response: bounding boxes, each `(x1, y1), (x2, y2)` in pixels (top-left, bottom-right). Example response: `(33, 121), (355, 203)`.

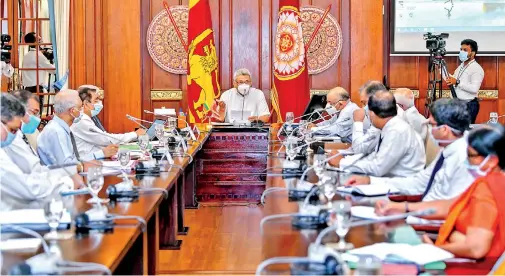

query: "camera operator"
(445, 39), (484, 124)
(21, 32), (55, 94)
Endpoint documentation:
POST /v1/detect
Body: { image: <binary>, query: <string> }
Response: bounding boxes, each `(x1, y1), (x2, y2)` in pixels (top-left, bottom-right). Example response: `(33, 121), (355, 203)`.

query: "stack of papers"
(0, 238), (42, 253)
(337, 184), (399, 196)
(0, 209), (71, 231)
(350, 206), (381, 220)
(345, 243), (454, 266)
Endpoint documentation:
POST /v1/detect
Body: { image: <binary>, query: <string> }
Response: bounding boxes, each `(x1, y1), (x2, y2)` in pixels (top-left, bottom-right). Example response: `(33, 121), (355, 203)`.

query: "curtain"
(48, 0), (70, 91)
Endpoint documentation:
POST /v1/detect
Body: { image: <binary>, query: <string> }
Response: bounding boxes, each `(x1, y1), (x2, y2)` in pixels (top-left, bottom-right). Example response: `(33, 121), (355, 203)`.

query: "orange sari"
(436, 171), (505, 258)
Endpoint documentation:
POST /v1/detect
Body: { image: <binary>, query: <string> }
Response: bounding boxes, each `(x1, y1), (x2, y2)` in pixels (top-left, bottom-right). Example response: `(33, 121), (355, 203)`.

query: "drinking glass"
(320, 176), (336, 205)
(332, 200), (353, 250)
(285, 137), (298, 161)
(166, 117), (177, 133)
(313, 153), (327, 179)
(154, 123), (165, 146)
(489, 112), (499, 124)
(138, 134), (150, 157)
(86, 166), (109, 204)
(299, 120), (308, 137)
(118, 150), (131, 170)
(285, 112), (295, 132)
(44, 198), (66, 240)
(355, 256), (382, 275)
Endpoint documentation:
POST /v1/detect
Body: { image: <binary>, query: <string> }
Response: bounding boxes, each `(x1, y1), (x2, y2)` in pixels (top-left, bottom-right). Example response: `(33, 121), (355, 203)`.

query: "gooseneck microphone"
(88, 128), (127, 144)
(125, 114), (149, 130)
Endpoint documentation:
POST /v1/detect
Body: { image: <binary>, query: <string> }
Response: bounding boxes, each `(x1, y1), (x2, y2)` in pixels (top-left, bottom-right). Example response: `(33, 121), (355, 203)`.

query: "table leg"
(159, 184), (182, 250)
(184, 162), (200, 209)
(177, 175), (189, 235)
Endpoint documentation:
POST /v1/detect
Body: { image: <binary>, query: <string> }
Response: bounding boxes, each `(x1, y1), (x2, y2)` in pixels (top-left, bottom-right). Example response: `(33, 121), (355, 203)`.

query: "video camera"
(40, 46), (54, 64)
(1, 34), (12, 62)
(423, 32), (449, 57)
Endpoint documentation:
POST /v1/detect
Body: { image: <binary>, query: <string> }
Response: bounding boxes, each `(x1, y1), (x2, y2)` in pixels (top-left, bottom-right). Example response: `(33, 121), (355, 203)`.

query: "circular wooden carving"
(147, 5), (189, 75)
(300, 6), (343, 75)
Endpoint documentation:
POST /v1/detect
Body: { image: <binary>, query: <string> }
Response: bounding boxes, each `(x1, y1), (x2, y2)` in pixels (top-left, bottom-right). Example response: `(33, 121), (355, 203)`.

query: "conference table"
(0, 124), (498, 275)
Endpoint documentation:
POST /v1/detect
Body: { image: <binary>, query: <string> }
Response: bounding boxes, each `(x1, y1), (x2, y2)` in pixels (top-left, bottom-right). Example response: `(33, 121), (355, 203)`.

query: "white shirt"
(0, 148), (74, 211)
(220, 87), (270, 122)
(400, 106), (428, 141)
(453, 60), (484, 100)
(71, 113), (137, 157)
(21, 50), (55, 87)
(351, 105), (404, 154)
(369, 137), (473, 201)
(341, 116), (425, 177)
(313, 101), (359, 142)
(3, 131), (42, 174)
(1, 61), (14, 78)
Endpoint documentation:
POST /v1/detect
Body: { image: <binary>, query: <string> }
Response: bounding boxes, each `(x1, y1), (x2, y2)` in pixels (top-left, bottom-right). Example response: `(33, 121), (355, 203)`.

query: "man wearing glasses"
(212, 68), (270, 123)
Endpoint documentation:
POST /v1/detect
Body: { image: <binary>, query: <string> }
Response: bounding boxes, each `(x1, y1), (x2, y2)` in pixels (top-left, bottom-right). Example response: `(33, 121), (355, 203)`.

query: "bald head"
(368, 90), (397, 119)
(394, 88), (415, 110)
(54, 89), (81, 114)
(327, 87), (350, 102)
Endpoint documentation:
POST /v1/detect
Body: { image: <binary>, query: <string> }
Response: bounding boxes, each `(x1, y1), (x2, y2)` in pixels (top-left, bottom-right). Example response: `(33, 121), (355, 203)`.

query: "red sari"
(436, 171), (505, 258)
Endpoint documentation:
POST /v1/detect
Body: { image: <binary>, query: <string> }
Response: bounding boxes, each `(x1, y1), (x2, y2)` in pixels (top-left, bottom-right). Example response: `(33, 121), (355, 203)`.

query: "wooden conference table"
(1, 125), (498, 275)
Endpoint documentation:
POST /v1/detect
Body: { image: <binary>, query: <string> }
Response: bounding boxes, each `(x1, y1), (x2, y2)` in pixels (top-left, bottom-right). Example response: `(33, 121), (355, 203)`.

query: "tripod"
(424, 53), (457, 117)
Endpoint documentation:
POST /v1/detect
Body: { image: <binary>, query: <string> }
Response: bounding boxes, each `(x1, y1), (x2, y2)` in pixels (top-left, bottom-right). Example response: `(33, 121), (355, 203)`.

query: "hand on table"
(345, 175), (371, 186)
(353, 108), (366, 122)
(422, 234), (434, 244)
(103, 144), (119, 158)
(136, 128), (147, 137)
(374, 200), (405, 216)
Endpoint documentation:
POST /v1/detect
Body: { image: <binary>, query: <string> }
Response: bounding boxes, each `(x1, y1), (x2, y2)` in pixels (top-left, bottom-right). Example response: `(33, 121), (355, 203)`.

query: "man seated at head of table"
(346, 98), (474, 201)
(38, 89), (118, 165)
(0, 93), (79, 211)
(338, 89), (425, 177)
(71, 86), (144, 158)
(212, 68), (270, 123)
(351, 81), (404, 154)
(310, 87), (359, 143)
(376, 123), (505, 259)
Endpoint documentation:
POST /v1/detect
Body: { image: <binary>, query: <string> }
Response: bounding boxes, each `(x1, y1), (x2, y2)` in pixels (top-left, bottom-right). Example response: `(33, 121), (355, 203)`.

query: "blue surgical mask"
(459, 51), (469, 62)
(364, 105), (369, 112)
(71, 108), (83, 124)
(464, 155), (491, 178)
(1, 123), (16, 148)
(21, 115), (41, 134)
(91, 102), (103, 117)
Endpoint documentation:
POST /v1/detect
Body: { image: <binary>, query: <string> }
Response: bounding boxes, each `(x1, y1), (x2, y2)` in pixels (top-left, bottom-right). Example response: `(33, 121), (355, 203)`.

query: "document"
(0, 209), (71, 225)
(346, 243), (454, 265)
(337, 184), (399, 196)
(350, 206), (381, 220)
(0, 238), (42, 253)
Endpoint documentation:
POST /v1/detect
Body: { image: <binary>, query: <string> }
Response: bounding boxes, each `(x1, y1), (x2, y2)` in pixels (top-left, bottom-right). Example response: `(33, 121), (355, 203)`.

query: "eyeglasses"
(235, 80), (251, 85)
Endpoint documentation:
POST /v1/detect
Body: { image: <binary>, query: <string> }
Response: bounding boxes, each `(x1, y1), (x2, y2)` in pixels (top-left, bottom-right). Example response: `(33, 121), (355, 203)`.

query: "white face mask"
(237, 84), (250, 96)
(325, 103), (338, 116)
(464, 155), (491, 178)
(429, 125), (459, 147)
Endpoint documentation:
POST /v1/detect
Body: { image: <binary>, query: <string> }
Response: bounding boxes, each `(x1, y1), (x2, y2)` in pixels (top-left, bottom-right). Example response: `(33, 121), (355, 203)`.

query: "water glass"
(285, 137), (298, 161)
(489, 112), (498, 124)
(86, 166), (109, 204)
(44, 198), (65, 240)
(320, 176), (336, 204)
(313, 153), (327, 179)
(166, 117), (177, 133)
(118, 150), (131, 169)
(285, 112), (295, 124)
(331, 200), (353, 250)
(355, 256), (382, 275)
(138, 134), (150, 155)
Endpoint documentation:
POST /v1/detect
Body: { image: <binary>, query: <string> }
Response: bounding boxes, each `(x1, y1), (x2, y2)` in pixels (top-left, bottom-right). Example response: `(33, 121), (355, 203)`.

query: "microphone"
(88, 128), (127, 144)
(126, 114), (149, 130)
(299, 152), (344, 181)
(313, 208), (436, 246)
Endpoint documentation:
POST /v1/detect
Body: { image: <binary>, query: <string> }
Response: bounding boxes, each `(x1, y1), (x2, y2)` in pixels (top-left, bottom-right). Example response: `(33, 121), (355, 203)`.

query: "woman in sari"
(376, 124), (505, 259)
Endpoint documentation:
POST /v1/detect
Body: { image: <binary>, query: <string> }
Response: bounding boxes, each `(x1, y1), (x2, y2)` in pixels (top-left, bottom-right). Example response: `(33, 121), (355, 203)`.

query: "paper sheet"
(0, 238), (41, 252)
(337, 184), (399, 196)
(0, 209), (71, 224)
(350, 206), (381, 220)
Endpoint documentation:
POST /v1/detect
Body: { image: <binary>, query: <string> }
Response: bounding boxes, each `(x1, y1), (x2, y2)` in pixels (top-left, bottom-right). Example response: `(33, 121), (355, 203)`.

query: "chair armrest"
(389, 194), (423, 202)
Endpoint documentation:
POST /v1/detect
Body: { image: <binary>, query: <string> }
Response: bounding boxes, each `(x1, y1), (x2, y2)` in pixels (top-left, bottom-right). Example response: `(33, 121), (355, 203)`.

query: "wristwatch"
(455, 79), (460, 87)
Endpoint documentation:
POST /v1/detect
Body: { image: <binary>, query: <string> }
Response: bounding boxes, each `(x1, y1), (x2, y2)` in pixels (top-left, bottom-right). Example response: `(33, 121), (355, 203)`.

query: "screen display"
(392, 0), (505, 55)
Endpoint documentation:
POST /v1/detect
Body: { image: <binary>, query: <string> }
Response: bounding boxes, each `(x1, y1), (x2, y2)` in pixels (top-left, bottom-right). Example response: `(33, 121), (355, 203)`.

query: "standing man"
(445, 39), (484, 124)
(213, 68), (270, 123)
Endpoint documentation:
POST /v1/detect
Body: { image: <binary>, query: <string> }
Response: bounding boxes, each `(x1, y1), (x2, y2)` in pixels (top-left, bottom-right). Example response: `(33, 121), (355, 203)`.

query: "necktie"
(22, 134), (37, 156)
(92, 116), (106, 131)
(376, 135), (384, 152)
(422, 153), (445, 199)
(69, 132), (81, 161)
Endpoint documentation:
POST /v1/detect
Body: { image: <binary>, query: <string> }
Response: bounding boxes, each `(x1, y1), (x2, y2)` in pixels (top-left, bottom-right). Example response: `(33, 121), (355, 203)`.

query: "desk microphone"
(299, 152), (344, 182)
(125, 114), (150, 130)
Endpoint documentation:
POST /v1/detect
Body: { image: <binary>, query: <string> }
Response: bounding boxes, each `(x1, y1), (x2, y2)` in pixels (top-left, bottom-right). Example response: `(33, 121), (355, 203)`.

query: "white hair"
(78, 84), (100, 91)
(394, 94), (414, 109)
(233, 68), (252, 81)
(54, 89), (80, 114)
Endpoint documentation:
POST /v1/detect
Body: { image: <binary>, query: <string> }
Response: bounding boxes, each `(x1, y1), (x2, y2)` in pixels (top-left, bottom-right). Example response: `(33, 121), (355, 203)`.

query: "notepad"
(0, 238), (42, 253)
(337, 184), (399, 196)
(346, 243), (454, 266)
(406, 216), (445, 225)
(350, 206), (381, 220)
(0, 209), (71, 230)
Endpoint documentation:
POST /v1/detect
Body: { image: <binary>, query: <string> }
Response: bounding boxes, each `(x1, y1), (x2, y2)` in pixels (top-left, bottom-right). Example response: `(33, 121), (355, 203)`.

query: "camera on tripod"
(423, 32), (449, 56)
(40, 47), (55, 64)
(1, 34), (12, 63)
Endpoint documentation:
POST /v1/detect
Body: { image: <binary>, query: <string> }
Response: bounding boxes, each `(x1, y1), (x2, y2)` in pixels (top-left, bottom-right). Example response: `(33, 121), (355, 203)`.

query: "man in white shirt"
(71, 87), (143, 157)
(351, 81), (404, 154)
(394, 88), (428, 141)
(38, 89), (118, 165)
(339, 90), (425, 177)
(21, 32), (55, 92)
(0, 93), (77, 211)
(346, 98), (473, 201)
(445, 39), (484, 124)
(311, 87), (359, 143)
(11, 90), (41, 149)
(213, 68), (270, 123)
(78, 85), (106, 131)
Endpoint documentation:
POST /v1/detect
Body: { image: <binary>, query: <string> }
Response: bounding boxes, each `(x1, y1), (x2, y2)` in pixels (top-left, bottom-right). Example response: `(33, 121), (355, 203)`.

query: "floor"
(159, 205), (264, 274)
